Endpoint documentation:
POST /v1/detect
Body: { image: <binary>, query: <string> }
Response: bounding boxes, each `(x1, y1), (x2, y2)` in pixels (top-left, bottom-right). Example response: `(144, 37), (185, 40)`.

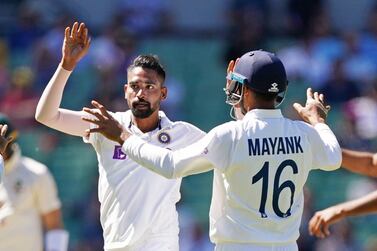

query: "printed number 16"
(252, 159), (298, 218)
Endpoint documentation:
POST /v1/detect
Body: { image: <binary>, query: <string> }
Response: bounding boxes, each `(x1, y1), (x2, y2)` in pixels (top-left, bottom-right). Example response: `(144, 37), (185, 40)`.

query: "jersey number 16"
(252, 159), (298, 218)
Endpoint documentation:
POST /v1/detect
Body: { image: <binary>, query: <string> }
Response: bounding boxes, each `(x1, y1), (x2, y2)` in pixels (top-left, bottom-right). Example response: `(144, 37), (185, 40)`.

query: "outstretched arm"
(341, 149), (377, 177)
(309, 190), (377, 238)
(82, 101), (215, 178)
(35, 22), (91, 137)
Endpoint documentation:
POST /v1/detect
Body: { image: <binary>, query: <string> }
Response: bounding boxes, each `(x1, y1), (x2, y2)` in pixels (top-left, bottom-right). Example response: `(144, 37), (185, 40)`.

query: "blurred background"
(1, 0), (377, 250)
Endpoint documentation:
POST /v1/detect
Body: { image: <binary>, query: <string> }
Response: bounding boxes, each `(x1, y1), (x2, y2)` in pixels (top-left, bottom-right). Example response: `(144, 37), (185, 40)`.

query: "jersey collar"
(243, 109), (283, 120)
(125, 110), (174, 135)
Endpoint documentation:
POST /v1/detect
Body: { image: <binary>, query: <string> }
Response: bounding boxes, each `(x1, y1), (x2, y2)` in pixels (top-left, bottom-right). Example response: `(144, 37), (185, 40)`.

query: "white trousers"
(215, 242), (298, 251)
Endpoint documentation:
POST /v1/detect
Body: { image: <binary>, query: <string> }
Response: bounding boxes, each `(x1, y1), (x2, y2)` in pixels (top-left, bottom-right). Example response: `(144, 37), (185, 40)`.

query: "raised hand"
(82, 100), (130, 145)
(293, 88), (331, 126)
(61, 22), (91, 71)
(0, 125), (13, 156)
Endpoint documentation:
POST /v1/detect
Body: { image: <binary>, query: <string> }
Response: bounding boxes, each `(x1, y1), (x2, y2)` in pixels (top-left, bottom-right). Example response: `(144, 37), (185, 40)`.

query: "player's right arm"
(341, 149), (377, 177)
(35, 22), (91, 137)
(309, 190), (377, 238)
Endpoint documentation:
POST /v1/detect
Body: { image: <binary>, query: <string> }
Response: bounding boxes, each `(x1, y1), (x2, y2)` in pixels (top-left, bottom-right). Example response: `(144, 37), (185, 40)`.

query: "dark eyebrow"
(128, 80), (157, 85)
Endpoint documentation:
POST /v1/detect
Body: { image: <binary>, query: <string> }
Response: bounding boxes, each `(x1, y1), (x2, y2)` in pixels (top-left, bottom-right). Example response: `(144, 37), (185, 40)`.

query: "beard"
(131, 100), (155, 118)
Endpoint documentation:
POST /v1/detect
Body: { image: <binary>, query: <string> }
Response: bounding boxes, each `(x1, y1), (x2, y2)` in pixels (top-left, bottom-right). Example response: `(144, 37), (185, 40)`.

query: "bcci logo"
(268, 83), (279, 93)
(157, 132), (171, 144)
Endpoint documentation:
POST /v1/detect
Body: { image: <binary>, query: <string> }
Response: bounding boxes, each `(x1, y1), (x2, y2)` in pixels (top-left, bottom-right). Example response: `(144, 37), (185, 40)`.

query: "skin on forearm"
(341, 149), (377, 177)
(337, 190), (377, 218)
(42, 209), (64, 231)
(60, 59), (76, 72)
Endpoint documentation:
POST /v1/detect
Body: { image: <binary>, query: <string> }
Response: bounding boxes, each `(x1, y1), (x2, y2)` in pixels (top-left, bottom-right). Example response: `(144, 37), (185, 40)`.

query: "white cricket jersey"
(84, 110), (205, 251)
(122, 109), (341, 248)
(0, 147), (61, 251)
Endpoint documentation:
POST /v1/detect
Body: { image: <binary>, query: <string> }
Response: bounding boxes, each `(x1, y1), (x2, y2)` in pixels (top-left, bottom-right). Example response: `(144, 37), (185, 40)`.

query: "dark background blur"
(1, 0), (377, 250)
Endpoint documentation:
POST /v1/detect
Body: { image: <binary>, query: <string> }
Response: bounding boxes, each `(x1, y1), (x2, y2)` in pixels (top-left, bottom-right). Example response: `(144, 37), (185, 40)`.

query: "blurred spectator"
(343, 79), (377, 141)
(88, 18), (137, 111)
(116, 0), (173, 36)
(7, 4), (43, 52)
(278, 9), (342, 87)
(360, 4), (377, 66)
(319, 58), (361, 104)
(286, 0), (323, 37)
(33, 15), (72, 92)
(342, 31), (377, 87)
(224, 1), (268, 63)
(0, 40), (10, 98)
(0, 66), (39, 129)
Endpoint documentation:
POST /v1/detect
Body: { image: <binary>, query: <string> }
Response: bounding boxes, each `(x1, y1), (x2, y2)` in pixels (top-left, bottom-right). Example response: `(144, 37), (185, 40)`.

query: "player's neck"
(132, 111), (160, 133)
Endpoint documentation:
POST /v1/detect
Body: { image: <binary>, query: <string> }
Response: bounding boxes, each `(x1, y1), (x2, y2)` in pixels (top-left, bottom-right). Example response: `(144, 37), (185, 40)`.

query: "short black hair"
(127, 55), (166, 82)
(248, 86), (278, 103)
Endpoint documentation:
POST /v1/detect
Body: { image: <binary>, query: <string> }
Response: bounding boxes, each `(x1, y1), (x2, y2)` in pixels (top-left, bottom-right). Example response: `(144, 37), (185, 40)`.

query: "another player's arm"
(341, 149), (377, 177)
(43, 209), (69, 251)
(35, 22), (91, 137)
(309, 190), (377, 238)
(82, 101), (215, 178)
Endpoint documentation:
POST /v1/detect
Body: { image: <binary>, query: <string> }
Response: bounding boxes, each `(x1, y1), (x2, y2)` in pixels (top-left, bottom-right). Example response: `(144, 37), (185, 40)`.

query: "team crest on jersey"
(14, 180), (23, 194)
(157, 132), (171, 144)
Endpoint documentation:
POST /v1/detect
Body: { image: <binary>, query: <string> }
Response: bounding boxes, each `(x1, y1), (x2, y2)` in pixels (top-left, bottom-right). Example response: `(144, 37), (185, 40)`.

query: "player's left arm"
(309, 190), (377, 238)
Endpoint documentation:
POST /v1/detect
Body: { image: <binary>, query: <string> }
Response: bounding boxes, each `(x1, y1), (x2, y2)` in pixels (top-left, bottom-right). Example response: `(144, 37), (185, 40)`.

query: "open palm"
(61, 22), (91, 71)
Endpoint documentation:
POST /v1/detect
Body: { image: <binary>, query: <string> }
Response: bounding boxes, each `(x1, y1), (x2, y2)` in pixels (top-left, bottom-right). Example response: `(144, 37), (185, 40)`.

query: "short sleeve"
(34, 169), (61, 214)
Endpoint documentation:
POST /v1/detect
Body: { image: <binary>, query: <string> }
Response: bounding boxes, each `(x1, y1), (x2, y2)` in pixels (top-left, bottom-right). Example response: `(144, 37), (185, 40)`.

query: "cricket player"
(84, 50), (342, 251)
(0, 114), (68, 251)
(35, 22), (205, 251)
(309, 148), (377, 238)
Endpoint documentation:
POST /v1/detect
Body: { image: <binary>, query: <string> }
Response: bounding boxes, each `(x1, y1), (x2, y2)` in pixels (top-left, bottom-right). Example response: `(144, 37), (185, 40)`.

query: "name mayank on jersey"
(248, 136), (303, 156)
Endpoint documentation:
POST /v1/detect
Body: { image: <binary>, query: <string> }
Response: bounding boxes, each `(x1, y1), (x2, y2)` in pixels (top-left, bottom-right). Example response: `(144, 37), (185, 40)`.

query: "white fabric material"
(35, 65), (89, 137)
(85, 110), (205, 251)
(0, 151), (61, 251)
(45, 229), (69, 251)
(122, 109), (341, 246)
(215, 242), (298, 251)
